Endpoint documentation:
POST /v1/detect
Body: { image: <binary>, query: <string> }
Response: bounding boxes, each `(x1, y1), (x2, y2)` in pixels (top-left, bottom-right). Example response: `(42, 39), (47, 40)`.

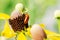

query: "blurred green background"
(0, 0), (60, 34)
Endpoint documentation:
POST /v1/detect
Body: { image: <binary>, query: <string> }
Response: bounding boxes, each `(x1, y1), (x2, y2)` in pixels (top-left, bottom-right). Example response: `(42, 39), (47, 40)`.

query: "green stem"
(57, 19), (60, 33)
(15, 34), (17, 40)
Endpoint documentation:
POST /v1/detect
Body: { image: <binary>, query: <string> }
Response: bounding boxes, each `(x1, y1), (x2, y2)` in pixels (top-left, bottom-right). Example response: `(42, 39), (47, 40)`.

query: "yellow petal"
(17, 32), (27, 40)
(39, 23), (45, 28)
(0, 13), (10, 19)
(45, 30), (60, 36)
(1, 20), (16, 38)
(45, 30), (60, 40)
(0, 13), (15, 38)
(25, 28), (32, 37)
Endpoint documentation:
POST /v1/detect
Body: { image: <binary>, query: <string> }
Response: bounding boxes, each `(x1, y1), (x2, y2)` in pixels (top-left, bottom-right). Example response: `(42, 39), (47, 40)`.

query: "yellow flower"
(0, 13), (60, 40)
(0, 13), (27, 40)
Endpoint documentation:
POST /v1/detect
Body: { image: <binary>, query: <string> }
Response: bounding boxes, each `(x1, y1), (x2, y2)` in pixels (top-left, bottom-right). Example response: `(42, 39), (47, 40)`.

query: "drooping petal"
(0, 13), (10, 19)
(1, 21), (16, 38)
